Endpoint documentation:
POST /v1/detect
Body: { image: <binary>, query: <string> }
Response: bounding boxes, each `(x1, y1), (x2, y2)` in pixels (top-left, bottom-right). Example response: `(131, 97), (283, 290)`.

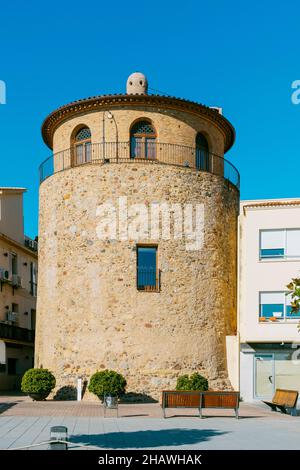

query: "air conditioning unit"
(7, 311), (18, 323)
(0, 268), (10, 281)
(11, 274), (22, 288)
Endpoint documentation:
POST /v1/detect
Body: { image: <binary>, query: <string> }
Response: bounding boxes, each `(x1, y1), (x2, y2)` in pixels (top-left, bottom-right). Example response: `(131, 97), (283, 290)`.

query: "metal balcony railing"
(0, 323), (35, 343)
(137, 267), (160, 291)
(39, 142), (240, 190)
(24, 236), (38, 252)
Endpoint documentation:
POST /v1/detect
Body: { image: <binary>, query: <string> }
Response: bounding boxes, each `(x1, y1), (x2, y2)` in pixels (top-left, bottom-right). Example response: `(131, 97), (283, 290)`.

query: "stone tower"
(36, 73), (239, 399)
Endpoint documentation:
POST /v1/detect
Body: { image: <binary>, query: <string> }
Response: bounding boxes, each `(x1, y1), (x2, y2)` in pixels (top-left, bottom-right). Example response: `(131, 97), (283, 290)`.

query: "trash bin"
(49, 426), (68, 450)
(103, 395), (119, 417)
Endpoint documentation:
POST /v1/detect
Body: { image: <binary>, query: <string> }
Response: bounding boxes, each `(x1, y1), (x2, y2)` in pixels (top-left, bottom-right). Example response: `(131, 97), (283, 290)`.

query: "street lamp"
(102, 111), (119, 163)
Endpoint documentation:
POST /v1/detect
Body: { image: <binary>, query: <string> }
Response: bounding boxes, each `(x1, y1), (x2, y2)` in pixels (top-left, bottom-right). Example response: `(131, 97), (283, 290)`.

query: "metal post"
(112, 115), (119, 163)
(102, 112), (105, 161)
(77, 377), (82, 401)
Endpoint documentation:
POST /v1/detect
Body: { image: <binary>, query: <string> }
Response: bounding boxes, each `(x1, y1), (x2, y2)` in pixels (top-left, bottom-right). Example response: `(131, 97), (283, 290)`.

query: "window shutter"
(286, 229), (300, 258)
(261, 230), (285, 249)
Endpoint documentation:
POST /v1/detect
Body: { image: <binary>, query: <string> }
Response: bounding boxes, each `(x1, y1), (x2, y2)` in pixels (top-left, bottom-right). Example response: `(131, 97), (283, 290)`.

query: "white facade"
(0, 188), (26, 244)
(239, 199), (300, 401)
(0, 188), (38, 390)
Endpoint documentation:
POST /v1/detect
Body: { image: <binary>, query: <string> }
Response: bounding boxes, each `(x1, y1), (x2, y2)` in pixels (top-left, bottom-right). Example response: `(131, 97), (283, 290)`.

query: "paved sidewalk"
(0, 396), (300, 450)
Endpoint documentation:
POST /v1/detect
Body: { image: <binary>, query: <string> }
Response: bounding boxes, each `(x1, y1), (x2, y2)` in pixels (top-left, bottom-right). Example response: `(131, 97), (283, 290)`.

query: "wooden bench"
(262, 389), (298, 416)
(162, 390), (240, 419)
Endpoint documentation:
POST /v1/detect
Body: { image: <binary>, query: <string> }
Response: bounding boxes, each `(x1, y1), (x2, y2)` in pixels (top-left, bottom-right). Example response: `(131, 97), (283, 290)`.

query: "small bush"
(88, 370), (127, 400)
(176, 374), (191, 391)
(21, 368), (56, 399)
(176, 372), (208, 391)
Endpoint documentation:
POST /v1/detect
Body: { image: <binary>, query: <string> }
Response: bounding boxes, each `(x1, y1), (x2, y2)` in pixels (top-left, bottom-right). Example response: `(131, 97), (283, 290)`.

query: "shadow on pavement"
(70, 428), (227, 448)
(0, 402), (20, 415)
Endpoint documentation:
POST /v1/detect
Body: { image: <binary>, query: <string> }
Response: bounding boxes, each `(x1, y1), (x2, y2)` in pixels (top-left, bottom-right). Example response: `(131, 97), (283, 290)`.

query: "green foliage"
(287, 278), (300, 312)
(286, 277), (300, 330)
(21, 368), (56, 397)
(176, 372), (209, 391)
(88, 370), (127, 399)
(176, 374), (191, 390)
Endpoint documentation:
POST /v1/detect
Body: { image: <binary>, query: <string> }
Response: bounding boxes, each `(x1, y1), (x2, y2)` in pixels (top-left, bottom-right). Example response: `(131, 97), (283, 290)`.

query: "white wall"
(0, 189), (26, 244)
(226, 335), (239, 390)
(239, 346), (255, 402)
(239, 200), (300, 343)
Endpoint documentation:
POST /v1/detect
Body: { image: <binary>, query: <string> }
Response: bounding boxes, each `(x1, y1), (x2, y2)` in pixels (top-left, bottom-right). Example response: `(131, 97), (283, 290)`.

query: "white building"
(239, 198), (300, 402)
(0, 188), (37, 390)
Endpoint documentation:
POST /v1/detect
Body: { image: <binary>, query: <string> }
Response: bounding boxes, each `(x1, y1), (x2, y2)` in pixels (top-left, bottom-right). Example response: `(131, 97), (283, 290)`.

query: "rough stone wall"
(36, 163), (238, 400)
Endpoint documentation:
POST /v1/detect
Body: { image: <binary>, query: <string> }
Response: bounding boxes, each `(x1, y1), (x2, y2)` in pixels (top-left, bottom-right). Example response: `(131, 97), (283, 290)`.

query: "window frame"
(71, 126), (92, 166)
(195, 132), (210, 171)
(136, 244), (159, 292)
(130, 120), (156, 160)
(259, 290), (300, 323)
(259, 228), (300, 261)
(30, 262), (37, 297)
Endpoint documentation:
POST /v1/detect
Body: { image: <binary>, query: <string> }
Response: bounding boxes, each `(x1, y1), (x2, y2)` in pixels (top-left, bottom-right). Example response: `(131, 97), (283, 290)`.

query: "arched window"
(73, 127), (91, 165)
(195, 133), (210, 171)
(130, 120), (156, 159)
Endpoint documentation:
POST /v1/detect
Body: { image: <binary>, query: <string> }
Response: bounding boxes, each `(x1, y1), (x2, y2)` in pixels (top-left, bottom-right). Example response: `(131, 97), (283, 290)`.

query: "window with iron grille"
(75, 127), (91, 141)
(137, 245), (158, 291)
(195, 133), (210, 171)
(130, 120), (156, 160)
(73, 127), (92, 164)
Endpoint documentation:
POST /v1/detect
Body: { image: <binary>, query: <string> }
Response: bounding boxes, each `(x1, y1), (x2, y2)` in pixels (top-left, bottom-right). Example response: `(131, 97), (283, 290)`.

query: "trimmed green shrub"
(176, 372), (208, 391)
(88, 370), (127, 400)
(21, 368), (56, 399)
(175, 374), (191, 391)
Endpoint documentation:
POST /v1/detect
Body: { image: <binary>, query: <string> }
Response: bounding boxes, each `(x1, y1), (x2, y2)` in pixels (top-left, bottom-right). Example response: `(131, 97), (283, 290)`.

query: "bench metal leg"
(263, 401), (277, 412)
(162, 407), (166, 419)
(235, 407), (239, 419)
(290, 407), (298, 417)
(277, 405), (287, 414)
(199, 407), (203, 419)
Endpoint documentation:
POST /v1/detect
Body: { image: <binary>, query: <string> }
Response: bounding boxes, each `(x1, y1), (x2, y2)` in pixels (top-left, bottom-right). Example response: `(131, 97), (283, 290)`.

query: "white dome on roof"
(126, 72), (148, 95)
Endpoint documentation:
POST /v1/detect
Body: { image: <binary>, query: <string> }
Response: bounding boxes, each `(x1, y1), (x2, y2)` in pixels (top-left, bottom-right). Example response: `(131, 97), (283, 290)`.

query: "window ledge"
(258, 320), (300, 324)
(259, 258), (300, 263)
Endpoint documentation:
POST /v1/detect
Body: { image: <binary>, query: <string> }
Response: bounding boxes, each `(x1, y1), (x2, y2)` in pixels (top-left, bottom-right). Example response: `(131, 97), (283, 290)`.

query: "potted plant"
(21, 368), (56, 401)
(176, 372), (209, 391)
(88, 369), (127, 402)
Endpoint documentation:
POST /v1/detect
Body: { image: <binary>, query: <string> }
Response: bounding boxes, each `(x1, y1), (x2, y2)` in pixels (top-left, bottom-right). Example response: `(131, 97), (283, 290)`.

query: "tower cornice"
(41, 94), (235, 152)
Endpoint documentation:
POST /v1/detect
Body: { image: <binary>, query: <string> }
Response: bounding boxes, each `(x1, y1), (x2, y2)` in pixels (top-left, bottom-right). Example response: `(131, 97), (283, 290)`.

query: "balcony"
(39, 142), (240, 190)
(24, 236), (38, 252)
(0, 323), (35, 344)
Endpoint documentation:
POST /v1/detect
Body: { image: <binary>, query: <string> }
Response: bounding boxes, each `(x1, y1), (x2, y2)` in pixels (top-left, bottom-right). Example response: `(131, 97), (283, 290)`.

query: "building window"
(137, 245), (158, 291)
(130, 120), (156, 159)
(31, 309), (36, 331)
(9, 252), (18, 275)
(7, 358), (17, 375)
(12, 303), (18, 313)
(73, 127), (92, 165)
(260, 229), (300, 260)
(259, 291), (300, 322)
(195, 133), (210, 171)
(30, 262), (37, 297)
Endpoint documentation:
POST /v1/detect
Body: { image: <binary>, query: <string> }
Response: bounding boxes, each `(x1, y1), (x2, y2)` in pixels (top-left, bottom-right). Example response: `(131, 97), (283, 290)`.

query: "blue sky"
(0, 0), (299, 237)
